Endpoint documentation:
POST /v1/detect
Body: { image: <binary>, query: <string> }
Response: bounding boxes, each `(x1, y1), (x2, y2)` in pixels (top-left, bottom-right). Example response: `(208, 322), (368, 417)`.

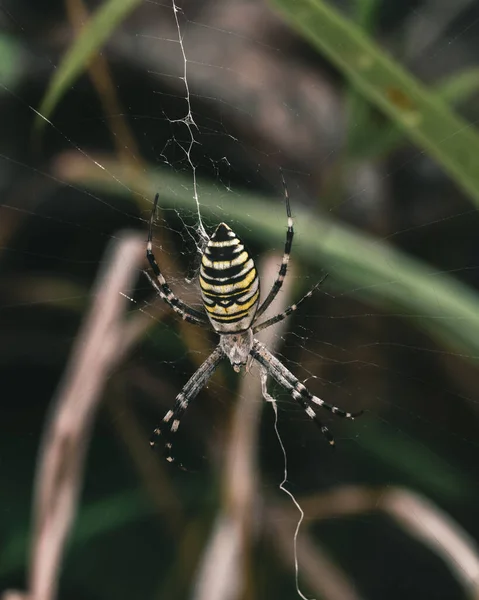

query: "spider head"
(219, 329), (254, 371)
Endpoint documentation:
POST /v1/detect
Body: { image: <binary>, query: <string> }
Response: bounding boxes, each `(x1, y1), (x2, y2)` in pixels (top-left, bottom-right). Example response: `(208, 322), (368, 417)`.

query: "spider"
(145, 179), (362, 465)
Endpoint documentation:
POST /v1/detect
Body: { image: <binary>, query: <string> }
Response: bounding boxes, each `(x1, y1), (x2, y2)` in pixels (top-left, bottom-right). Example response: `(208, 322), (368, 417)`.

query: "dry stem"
(3, 233), (143, 600)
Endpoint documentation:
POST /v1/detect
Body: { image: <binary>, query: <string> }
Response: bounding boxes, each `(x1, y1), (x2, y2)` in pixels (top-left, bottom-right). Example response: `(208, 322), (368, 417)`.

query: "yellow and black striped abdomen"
(199, 223), (260, 333)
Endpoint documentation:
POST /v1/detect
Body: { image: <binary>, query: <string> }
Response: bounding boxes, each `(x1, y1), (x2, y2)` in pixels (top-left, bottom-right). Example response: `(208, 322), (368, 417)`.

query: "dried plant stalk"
(270, 484), (479, 600)
(4, 232), (143, 600)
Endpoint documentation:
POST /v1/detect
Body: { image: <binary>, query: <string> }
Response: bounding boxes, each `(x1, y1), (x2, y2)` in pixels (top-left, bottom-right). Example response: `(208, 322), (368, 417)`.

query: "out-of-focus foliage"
(272, 0), (479, 207)
(36, 0), (142, 130)
(2, 0), (479, 599)
(63, 160), (479, 359)
(0, 34), (25, 89)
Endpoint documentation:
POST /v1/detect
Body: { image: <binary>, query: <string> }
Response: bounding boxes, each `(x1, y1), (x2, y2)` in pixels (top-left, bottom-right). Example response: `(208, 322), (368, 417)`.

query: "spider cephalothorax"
(218, 330), (254, 372)
(145, 180), (361, 465)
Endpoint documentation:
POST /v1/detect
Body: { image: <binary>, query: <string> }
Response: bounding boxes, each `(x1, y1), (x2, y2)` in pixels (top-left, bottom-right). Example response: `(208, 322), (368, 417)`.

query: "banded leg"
(144, 271), (206, 327)
(253, 274), (328, 334)
(250, 340), (362, 445)
(255, 171), (293, 319)
(147, 192), (208, 326)
(150, 345), (224, 466)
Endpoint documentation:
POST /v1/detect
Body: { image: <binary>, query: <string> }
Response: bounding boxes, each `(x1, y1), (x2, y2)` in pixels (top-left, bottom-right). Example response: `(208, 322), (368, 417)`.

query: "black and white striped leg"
(147, 193), (208, 326)
(253, 274), (328, 334)
(255, 171), (294, 319)
(250, 340), (362, 445)
(144, 271), (207, 327)
(150, 345), (224, 466)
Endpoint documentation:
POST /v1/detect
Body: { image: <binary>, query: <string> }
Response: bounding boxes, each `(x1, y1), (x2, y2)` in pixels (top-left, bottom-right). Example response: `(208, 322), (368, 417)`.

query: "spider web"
(1, 1), (479, 600)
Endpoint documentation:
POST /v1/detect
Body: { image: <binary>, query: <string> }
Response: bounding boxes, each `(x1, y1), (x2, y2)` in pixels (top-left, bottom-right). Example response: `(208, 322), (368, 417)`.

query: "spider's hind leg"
(251, 340), (362, 446)
(150, 346), (224, 467)
(258, 364), (335, 445)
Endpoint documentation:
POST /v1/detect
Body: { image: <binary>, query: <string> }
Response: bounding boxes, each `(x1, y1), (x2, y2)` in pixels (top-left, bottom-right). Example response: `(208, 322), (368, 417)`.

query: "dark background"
(1, 0), (479, 598)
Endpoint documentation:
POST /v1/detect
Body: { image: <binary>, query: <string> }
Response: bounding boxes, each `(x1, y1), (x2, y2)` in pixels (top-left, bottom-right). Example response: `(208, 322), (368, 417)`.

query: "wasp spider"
(146, 181), (361, 464)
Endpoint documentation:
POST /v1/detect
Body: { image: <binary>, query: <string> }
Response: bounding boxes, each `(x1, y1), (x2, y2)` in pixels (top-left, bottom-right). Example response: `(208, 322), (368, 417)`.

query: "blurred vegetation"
(2, 0), (479, 599)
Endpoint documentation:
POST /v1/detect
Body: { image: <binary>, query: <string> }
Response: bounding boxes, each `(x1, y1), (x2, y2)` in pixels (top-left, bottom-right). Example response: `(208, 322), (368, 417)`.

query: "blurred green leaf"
(0, 34), (25, 90)
(35, 0), (142, 132)
(0, 490), (146, 576)
(270, 0), (479, 206)
(349, 67), (479, 159)
(58, 158), (479, 362)
(355, 418), (472, 499)
(344, 0), (380, 156)
(436, 67), (479, 105)
(354, 0), (380, 30)
(0, 275), (88, 312)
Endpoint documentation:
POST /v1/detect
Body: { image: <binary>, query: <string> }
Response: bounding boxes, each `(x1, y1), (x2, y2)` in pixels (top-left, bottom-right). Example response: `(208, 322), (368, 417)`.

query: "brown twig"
(4, 232), (143, 600)
(269, 484), (479, 600)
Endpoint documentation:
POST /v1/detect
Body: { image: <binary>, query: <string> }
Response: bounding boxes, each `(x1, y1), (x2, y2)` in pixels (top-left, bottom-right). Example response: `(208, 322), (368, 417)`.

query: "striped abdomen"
(199, 223), (260, 333)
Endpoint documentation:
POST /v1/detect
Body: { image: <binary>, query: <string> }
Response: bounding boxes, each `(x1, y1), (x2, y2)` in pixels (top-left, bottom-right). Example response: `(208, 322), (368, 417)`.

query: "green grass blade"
(354, 0), (380, 30)
(344, 0), (380, 156)
(436, 67), (479, 106)
(350, 67), (479, 159)
(58, 159), (479, 360)
(270, 0), (479, 206)
(35, 0), (142, 132)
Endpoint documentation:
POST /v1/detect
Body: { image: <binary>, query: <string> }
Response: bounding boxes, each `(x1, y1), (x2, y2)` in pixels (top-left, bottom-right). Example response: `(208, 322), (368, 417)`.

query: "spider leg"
(253, 274), (328, 334)
(255, 171), (294, 320)
(150, 345), (224, 466)
(250, 340), (362, 446)
(144, 271), (207, 327)
(147, 193), (208, 326)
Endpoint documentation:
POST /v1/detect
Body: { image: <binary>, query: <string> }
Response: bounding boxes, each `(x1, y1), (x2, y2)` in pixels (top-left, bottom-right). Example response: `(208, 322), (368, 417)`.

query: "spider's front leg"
(146, 192), (208, 327)
(253, 274), (328, 334)
(250, 340), (362, 445)
(255, 170), (294, 319)
(150, 346), (224, 467)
